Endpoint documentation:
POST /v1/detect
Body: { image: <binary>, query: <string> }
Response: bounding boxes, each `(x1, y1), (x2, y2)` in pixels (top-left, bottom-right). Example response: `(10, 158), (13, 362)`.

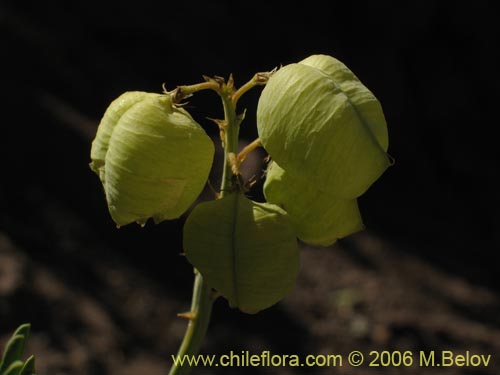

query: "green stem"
(237, 138), (262, 166)
(232, 71), (273, 106)
(169, 79), (240, 375)
(170, 81), (220, 103)
(220, 90), (240, 196)
(168, 270), (214, 375)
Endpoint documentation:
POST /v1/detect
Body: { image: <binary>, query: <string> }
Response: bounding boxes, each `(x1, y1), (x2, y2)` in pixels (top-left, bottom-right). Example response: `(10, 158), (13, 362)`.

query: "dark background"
(1, 1), (499, 374)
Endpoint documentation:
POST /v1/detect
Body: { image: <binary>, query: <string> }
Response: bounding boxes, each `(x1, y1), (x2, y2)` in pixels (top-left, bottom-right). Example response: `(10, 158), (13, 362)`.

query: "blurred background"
(1, 1), (499, 374)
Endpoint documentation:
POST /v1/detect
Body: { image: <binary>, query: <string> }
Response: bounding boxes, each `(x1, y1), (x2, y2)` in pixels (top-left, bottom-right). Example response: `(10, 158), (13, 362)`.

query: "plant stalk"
(220, 89), (240, 196)
(168, 79), (240, 375)
(168, 270), (214, 375)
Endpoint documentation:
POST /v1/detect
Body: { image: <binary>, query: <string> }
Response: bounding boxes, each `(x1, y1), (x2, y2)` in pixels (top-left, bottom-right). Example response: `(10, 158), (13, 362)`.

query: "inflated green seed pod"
(264, 161), (364, 246)
(90, 91), (158, 179)
(90, 92), (214, 227)
(300, 54), (388, 151)
(183, 192), (299, 314)
(299, 54), (359, 85)
(257, 54), (390, 199)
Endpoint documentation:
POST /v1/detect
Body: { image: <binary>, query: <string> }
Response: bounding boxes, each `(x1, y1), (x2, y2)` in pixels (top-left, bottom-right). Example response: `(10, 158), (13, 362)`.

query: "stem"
(232, 71), (273, 106)
(237, 138), (262, 166)
(169, 77), (241, 375)
(170, 81), (221, 104)
(220, 90), (240, 196)
(169, 270), (214, 375)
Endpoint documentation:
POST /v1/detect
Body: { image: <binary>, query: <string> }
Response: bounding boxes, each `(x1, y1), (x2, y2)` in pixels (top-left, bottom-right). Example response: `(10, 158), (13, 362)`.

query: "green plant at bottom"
(0, 324), (36, 375)
(89, 54), (391, 375)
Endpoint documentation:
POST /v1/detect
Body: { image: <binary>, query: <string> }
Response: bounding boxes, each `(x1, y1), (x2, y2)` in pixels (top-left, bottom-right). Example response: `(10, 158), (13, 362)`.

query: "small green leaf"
(10, 325), (29, 358)
(184, 192), (299, 314)
(0, 336), (25, 374)
(19, 355), (35, 375)
(1, 360), (23, 375)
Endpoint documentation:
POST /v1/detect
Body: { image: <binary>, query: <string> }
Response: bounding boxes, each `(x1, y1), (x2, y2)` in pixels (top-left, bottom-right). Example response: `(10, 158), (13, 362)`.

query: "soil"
(2, 227), (500, 375)
(1, 2), (500, 375)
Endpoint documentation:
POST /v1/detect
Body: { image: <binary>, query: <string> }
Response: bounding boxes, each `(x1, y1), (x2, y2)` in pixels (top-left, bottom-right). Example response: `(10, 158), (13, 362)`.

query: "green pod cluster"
(257, 54), (390, 199)
(264, 161), (364, 246)
(183, 192), (299, 314)
(90, 92), (214, 227)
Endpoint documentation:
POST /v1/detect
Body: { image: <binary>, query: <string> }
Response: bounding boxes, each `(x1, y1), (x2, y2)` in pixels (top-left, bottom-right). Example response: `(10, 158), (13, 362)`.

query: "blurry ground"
(2, 228), (500, 375)
(2, 2), (500, 375)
